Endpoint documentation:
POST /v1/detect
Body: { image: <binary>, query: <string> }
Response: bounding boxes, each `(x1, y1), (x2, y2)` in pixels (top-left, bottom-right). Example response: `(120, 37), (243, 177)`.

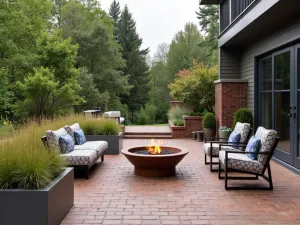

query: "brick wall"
(215, 81), (248, 128)
(169, 116), (203, 138)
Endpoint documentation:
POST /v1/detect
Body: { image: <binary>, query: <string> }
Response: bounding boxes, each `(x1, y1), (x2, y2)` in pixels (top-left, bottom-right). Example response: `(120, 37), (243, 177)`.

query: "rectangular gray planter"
(85, 132), (123, 155)
(0, 167), (74, 225)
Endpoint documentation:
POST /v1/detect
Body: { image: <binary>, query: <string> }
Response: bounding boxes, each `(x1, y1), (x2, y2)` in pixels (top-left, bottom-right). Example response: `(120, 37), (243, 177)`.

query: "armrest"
(224, 150), (269, 155)
(218, 143), (247, 150)
(205, 137), (228, 143)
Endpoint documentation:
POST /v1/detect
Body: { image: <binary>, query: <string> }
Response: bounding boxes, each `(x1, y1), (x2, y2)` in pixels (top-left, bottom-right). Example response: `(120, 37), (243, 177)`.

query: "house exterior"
(200, 0), (300, 172)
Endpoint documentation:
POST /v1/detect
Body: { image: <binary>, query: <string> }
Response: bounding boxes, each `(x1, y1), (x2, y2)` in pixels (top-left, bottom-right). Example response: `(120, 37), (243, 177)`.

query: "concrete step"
(124, 134), (173, 139)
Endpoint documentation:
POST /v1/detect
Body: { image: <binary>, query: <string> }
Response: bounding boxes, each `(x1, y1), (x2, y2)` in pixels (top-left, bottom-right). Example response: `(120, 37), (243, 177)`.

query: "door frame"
(294, 44), (300, 169)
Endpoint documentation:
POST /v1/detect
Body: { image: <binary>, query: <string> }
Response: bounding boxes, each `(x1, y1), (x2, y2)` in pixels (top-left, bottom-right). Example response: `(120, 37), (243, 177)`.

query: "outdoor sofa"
(42, 123), (108, 179)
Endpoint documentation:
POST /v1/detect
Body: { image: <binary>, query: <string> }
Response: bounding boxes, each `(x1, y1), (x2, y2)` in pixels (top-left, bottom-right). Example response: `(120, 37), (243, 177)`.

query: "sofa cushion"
(245, 136), (261, 160)
(64, 123), (81, 138)
(204, 143), (237, 157)
(75, 141), (108, 157)
(46, 128), (68, 152)
(219, 150), (264, 174)
(74, 129), (86, 145)
(255, 127), (277, 165)
(60, 150), (97, 166)
(59, 134), (75, 153)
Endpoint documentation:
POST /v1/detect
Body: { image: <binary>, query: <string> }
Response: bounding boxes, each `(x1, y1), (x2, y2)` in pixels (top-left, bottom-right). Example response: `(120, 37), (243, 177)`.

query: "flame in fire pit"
(146, 139), (162, 154)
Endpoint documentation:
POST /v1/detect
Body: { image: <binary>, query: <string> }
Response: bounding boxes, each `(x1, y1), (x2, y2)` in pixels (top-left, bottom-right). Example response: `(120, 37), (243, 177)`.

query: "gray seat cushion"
(219, 150), (264, 174)
(61, 150), (97, 166)
(75, 141), (108, 157)
(204, 143), (237, 156)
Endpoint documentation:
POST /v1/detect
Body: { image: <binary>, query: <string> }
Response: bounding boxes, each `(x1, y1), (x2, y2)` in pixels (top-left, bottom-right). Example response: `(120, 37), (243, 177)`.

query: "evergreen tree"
(109, 0), (121, 24)
(196, 5), (219, 65)
(116, 5), (150, 122)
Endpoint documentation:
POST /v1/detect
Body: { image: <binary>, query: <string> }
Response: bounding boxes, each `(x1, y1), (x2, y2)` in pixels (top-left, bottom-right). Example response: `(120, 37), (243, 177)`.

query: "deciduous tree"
(169, 62), (218, 112)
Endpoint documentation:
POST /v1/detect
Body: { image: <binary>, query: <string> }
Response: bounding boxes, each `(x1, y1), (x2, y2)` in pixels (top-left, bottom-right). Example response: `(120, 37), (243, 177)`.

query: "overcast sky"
(100, 0), (200, 57)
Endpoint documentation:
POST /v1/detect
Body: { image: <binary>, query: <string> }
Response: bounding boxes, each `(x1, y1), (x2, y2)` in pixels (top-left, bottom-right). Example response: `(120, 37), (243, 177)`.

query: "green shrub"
(202, 112), (216, 129)
(169, 62), (218, 112)
(137, 104), (157, 125)
(190, 112), (203, 116)
(173, 119), (184, 126)
(169, 106), (192, 124)
(0, 118), (15, 137)
(233, 108), (253, 128)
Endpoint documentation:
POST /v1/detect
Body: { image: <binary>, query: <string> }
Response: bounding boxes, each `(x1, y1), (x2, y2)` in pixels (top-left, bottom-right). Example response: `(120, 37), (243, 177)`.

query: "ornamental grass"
(0, 114), (121, 189)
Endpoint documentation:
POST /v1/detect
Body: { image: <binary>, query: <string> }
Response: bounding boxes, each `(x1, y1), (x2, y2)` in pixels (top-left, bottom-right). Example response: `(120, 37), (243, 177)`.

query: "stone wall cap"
(214, 79), (248, 84)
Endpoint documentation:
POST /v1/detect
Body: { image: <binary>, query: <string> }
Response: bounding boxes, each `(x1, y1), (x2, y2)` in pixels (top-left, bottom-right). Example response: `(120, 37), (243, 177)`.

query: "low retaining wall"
(169, 116), (203, 138)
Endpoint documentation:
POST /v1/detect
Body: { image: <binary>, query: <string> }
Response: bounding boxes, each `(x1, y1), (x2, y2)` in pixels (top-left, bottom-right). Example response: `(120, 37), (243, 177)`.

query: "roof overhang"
(199, 0), (221, 5)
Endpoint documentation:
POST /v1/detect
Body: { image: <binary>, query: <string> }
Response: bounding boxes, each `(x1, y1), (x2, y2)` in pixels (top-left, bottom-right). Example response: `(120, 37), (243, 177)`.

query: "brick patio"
(62, 139), (300, 225)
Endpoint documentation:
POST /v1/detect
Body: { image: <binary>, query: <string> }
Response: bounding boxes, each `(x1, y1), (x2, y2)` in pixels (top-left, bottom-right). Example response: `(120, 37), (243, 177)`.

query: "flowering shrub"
(169, 62), (218, 112)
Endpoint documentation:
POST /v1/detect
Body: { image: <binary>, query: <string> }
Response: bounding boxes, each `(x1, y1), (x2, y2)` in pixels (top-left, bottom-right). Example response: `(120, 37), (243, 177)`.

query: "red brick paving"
(61, 139), (300, 225)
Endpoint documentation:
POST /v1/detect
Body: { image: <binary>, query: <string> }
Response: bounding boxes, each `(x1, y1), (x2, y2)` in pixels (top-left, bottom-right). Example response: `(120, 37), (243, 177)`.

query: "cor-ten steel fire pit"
(121, 141), (189, 177)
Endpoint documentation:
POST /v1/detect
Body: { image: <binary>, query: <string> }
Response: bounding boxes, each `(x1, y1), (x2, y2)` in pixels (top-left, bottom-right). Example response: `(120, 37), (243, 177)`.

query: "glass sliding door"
(259, 57), (272, 129)
(259, 45), (300, 170)
(259, 48), (294, 165)
(274, 51), (291, 155)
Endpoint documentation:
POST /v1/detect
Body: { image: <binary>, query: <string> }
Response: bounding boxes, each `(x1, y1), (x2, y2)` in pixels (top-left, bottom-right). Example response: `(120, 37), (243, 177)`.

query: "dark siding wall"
(220, 0), (230, 32)
(240, 19), (300, 113)
(220, 47), (241, 79)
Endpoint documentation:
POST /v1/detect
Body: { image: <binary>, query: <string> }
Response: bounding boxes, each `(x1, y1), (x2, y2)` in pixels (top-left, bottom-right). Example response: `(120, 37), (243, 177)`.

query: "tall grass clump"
(0, 114), (122, 189)
(168, 106), (192, 126)
(0, 117), (76, 189)
(80, 119), (121, 135)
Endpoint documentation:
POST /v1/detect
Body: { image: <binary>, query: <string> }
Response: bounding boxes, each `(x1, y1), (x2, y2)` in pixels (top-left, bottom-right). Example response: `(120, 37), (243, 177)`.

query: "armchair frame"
(218, 137), (280, 190)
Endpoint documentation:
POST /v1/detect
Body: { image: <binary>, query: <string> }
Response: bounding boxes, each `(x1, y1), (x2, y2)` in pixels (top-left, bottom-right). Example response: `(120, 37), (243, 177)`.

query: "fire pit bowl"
(121, 146), (189, 177)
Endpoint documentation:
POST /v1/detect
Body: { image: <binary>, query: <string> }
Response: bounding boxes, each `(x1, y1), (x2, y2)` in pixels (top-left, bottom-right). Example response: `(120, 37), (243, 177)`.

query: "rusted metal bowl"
(121, 146), (189, 177)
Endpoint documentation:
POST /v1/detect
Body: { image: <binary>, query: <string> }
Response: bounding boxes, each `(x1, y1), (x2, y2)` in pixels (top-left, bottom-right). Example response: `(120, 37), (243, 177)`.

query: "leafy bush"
(190, 112), (203, 116)
(233, 108), (253, 128)
(169, 106), (192, 126)
(173, 119), (184, 126)
(169, 62), (218, 112)
(137, 104), (157, 125)
(202, 112), (216, 129)
(0, 118), (15, 137)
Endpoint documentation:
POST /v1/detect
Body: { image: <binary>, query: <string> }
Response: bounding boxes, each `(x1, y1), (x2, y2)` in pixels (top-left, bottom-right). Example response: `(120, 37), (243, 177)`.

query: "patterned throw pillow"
(74, 129), (86, 145)
(59, 134), (75, 153)
(64, 123), (81, 138)
(46, 128), (68, 152)
(246, 136), (261, 160)
(228, 131), (241, 145)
